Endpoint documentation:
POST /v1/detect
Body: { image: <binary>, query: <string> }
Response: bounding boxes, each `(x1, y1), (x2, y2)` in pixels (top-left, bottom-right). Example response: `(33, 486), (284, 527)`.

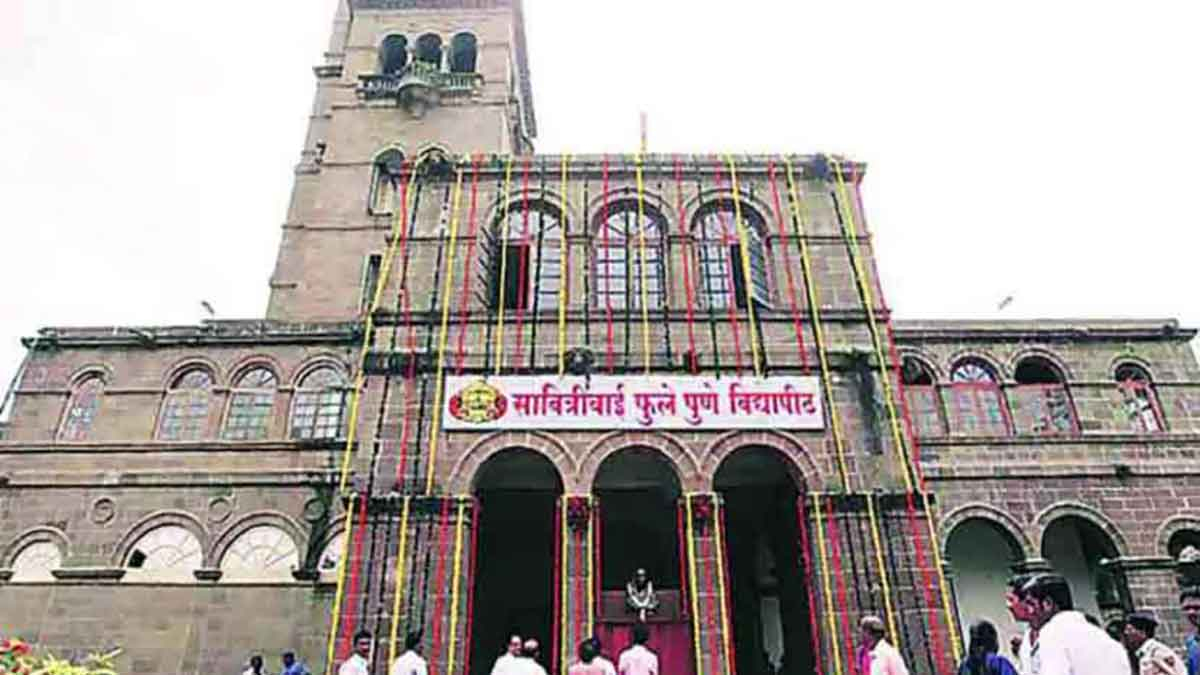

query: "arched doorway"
(714, 446), (812, 675)
(594, 446), (682, 596)
(945, 519), (1024, 641)
(1041, 516), (1122, 617)
(470, 448), (563, 675)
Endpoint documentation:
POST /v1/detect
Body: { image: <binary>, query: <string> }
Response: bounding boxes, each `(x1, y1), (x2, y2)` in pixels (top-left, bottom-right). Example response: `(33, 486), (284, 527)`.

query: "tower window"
(594, 200), (666, 310)
(449, 32), (478, 73)
(1115, 363), (1163, 432)
(379, 34), (408, 74)
(490, 200), (564, 313)
(360, 253), (383, 312)
(693, 200), (770, 310)
(415, 33), (443, 68)
(369, 149), (406, 214)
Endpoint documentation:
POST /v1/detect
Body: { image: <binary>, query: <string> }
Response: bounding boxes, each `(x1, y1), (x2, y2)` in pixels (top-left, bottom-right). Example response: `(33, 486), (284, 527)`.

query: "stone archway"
(944, 515), (1027, 642)
(468, 445), (565, 675)
(1037, 503), (1126, 617)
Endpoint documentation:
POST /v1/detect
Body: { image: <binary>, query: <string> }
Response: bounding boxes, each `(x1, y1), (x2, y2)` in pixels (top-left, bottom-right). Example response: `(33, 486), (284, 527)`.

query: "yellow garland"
(866, 493), (899, 649)
(782, 157), (851, 491)
(425, 162), (467, 495)
(811, 493), (844, 675)
(324, 495), (359, 675)
(684, 495), (705, 675)
(338, 156), (425, 493)
(829, 158), (962, 662)
(635, 153), (653, 375)
(557, 154), (571, 377)
(446, 497), (468, 675)
(724, 155), (762, 378)
(492, 157), (517, 375)
(387, 496), (412, 666)
(711, 494), (734, 675)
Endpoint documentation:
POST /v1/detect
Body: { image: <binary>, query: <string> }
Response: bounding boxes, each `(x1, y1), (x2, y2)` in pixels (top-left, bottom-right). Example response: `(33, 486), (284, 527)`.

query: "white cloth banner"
(441, 375), (824, 430)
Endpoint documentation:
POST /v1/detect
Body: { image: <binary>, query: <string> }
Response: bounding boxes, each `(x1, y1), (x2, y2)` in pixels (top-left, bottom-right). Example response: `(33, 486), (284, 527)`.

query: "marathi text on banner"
(442, 375), (824, 430)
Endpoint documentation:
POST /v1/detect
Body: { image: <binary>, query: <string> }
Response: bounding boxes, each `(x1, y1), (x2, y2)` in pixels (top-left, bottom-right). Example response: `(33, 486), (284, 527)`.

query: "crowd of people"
(241, 576), (1200, 675)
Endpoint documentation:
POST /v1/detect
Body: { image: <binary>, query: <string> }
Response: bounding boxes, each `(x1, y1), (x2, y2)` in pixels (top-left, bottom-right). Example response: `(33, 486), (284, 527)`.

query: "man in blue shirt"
(281, 650), (310, 675)
(1183, 587), (1200, 675)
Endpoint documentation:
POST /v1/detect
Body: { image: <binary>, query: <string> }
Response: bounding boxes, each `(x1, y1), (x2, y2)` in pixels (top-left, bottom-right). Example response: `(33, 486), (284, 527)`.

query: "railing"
(357, 62), (483, 100)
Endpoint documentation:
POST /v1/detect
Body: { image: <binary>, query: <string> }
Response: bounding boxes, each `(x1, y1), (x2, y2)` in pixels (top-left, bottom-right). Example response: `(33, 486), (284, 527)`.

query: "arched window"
(490, 200), (565, 313)
(223, 367), (278, 441)
(379, 34), (408, 74)
(369, 148), (406, 215)
(290, 367), (347, 440)
(448, 32), (478, 73)
(901, 357), (944, 438)
(124, 525), (202, 577)
(414, 33), (443, 68)
(1115, 363), (1163, 432)
(594, 200), (667, 310)
(157, 368), (214, 441)
(693, 200), (770, 310)
(219, 525), (300, 580)
(58, 375), (104, 441)
(1012, 356), (1076, 434)
(10, 541), (63, 581)
(948, 359), (1009, 435)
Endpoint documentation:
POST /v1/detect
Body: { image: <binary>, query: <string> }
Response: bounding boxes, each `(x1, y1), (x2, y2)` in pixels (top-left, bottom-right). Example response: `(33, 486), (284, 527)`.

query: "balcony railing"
(358, 62), (483, 101)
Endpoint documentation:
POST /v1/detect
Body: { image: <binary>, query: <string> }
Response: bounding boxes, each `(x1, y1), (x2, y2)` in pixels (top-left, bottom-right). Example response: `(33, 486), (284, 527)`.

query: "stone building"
(2, 1), (1199, 674)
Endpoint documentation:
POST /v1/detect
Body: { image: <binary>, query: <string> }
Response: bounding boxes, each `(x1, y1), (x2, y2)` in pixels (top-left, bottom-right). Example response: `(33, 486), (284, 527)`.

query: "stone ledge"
(0, 569), (13, 582)
(193, 568), (223, 582)
(50, 567), (126, 582)
(0, 439), (348, 454)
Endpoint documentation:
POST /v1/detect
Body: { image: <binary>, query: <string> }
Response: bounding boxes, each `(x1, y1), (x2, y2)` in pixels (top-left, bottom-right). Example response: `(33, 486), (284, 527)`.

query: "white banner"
(442, 375), (824, 430)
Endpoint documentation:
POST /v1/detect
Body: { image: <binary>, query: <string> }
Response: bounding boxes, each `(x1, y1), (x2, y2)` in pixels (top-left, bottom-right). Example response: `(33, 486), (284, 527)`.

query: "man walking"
(390, 632), (428, 675)
(1021, 574), (1130, 675)
(1122, 611), (1185, 675)
(858, 615), (909, 675)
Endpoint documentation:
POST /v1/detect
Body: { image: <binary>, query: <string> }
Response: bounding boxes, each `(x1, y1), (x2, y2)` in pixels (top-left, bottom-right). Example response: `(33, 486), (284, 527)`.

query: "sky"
(2, 0), (1198, 396)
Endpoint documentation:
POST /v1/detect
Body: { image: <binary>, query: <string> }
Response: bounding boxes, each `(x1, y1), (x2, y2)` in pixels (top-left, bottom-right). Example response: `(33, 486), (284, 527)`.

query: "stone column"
(556, 495), (597, 675)
(682, 493), (735, 675)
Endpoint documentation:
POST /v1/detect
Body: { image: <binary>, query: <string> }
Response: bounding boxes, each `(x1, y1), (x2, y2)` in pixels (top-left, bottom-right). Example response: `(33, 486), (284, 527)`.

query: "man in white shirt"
(491, 635), (523, 675)
(1122, 612), (1187, 675)
(617, 624), (658, 675)
(1021, 574), (1131, 675)
(1003, 573), (1036, 673)
(858, 615), (909, 675)
(339, 630), (374, 675)
(509, 639), (549, 675)
(390, 632), (428, 675)
(589, 637), (617, 675)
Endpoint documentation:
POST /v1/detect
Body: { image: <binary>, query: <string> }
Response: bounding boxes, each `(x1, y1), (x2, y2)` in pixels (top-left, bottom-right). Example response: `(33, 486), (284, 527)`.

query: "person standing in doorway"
(492, 635), (523, 675)
(617, 624), (658, 675)
(570, 638), (607, 675)
(243, 654), (267, 675)
(858, 615), (909, 675)
(339, 630), (374, 675)
(281, 651), (311, 675)
(390, 632), (428, 675)
(1021, 574), (1130, 675)
(1122, 612), (1186, 675)
(511, 639), (548, 675)
(1182, 587), (1200, 675)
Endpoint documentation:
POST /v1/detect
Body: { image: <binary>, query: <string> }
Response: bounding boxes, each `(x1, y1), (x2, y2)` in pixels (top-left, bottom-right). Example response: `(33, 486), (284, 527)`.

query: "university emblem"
(448, 379), (507, 424)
